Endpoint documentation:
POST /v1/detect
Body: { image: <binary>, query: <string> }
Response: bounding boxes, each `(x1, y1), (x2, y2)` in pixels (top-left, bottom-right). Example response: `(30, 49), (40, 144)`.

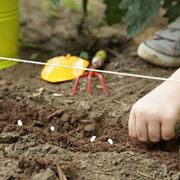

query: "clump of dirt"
(18, 158), (52, 175)
(18, 158), (77, 179)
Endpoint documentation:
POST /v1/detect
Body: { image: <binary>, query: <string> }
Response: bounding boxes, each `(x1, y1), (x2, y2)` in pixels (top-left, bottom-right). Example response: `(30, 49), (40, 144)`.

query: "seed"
(107, 138), (113, 145)
(17, 120), (23, 127)
(50, 126), (55, 132)
(52, 93), (63, 97)
(90, 136), (96, 142)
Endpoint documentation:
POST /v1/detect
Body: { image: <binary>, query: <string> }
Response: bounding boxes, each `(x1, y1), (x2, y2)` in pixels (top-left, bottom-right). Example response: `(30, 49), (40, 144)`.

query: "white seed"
(90, 136), (96, 142)
(107, 138), (113, 145)
(50, 126), (55, 132)
(17, 120), (23, 127)
(52, 93), (63, 97)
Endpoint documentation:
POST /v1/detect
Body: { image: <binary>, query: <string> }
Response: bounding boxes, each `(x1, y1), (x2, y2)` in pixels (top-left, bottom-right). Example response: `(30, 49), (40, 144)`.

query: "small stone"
(50, 126), (55, 132)
(37, 87), (45, 93)
(90, 136), (96, 142)
(84, 124), (95, 132)
(0, 132), (19, 143)
(162, 165), (168, 177)
(32, 87), (45, 97)
(44, 144), (51, 151)
(32, 92), (42, 97)
(172, 173), (180, 180)
(16, 96), (22, 101)
(34, 121), (44, 127)
(114, 62), (119, 69)
(31, 168), (58, 180)
(107, 138), (113, 145)
(79, 101), (91, 111)
(17, 120), (23, 127)
(63, 99), (74, 104)
(96, 85), (102, 89)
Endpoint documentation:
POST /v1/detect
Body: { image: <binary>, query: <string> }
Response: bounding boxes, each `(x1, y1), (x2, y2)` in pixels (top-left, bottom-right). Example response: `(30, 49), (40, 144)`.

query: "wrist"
(164, 68), (180, 90)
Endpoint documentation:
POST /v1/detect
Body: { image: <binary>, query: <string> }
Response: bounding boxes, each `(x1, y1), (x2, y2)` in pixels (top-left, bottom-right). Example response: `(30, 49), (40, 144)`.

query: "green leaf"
(80, 51), (89, 59)
(47, 0), (180, 38)
(42, 0), (60, 17)
(50, 0), (60, 6)
(61, 0), (81, 10)
(163, 0), (180, 22)
(120, 0), (160, 38)
(30, 53), (40, 60)
(104, 0), (126, 25)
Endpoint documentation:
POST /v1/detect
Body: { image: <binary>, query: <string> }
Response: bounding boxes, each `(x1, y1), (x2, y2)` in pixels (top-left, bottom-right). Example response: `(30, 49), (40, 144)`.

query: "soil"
(0, 0), (179, 179)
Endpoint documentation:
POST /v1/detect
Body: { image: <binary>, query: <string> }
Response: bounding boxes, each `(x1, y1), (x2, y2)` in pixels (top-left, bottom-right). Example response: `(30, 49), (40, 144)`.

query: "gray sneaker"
(137, 17), (180, 67)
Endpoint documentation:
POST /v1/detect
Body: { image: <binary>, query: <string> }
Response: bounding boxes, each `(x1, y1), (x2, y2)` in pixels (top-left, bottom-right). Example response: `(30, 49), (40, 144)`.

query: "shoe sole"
(137, 42), (180, 68)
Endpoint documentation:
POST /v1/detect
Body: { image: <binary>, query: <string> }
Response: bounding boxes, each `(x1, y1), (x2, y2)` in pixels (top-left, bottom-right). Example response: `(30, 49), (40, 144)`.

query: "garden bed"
(0, 0), (179, 179)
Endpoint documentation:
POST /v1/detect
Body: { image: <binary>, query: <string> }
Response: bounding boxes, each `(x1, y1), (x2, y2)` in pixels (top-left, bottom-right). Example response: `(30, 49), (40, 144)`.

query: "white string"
(1, 56), (180, 83)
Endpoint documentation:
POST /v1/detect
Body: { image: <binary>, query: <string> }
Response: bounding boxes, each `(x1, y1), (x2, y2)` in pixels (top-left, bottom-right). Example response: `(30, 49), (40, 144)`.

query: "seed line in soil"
(1, 56), (180, 83)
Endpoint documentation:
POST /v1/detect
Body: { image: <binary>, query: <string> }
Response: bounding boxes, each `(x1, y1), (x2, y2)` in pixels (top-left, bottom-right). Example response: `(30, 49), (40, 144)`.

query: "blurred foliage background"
(47, 0), (180, 38)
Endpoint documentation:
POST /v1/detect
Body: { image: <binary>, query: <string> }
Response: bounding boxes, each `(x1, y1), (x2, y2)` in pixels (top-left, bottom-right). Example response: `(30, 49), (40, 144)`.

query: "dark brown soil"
(0, 0), (179, 179)
(0, 97), (179, 161)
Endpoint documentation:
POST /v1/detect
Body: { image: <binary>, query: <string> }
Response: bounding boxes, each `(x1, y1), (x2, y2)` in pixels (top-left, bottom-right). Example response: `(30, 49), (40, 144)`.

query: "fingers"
(148, 119), (161, 142)
(129, 112), (176, 143)
(129, 108), (137, 138)
(129, 105), (149, 142)
(136, 116), (149, 142)
(161, 118), (176, 140)
(129, 100), (177, 143)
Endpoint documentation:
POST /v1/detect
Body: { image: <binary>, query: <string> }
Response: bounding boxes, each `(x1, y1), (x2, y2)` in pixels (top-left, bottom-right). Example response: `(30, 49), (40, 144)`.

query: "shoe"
(137, 17), (180, 67)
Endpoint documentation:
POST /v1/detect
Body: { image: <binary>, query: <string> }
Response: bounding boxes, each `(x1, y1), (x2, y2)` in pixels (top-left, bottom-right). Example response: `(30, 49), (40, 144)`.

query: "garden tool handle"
(92, 50), (107, 68)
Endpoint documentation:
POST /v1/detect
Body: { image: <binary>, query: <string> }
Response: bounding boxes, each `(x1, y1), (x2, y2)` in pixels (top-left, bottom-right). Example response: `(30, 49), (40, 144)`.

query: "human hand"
(129, 79), (180, 143)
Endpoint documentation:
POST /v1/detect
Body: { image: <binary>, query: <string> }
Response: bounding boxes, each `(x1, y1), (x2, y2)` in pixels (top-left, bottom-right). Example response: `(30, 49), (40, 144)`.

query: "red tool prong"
(72, 62), (108, 95)
(72, 72), (88, 96)
(87, 71), (95, 95)
(94, 72), (108, 94)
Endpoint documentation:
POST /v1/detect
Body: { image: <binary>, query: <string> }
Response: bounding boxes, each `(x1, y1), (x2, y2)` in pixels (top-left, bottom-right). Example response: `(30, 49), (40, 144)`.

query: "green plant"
(50, 0), (60, 6)
(104, 0), (180, 38)
(163, 0), (180, 22)
(50, 0), (180, 38)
